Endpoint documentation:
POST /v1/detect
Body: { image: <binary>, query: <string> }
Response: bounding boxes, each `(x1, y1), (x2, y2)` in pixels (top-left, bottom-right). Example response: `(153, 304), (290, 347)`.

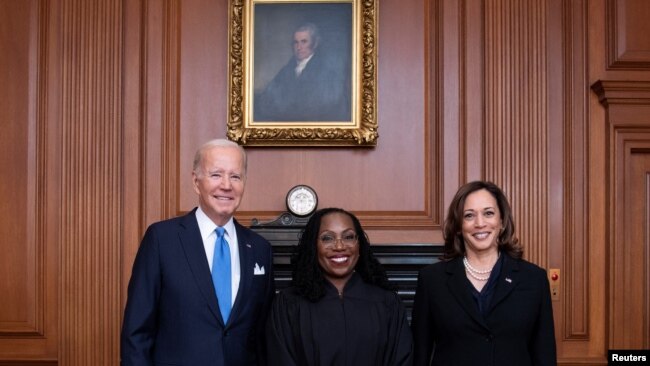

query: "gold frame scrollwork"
(227, 0), (378, 146)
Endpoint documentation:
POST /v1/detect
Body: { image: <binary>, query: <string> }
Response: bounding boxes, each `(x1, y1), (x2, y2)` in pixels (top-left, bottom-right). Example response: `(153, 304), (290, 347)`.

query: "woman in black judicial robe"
(266, 208), (413, 366)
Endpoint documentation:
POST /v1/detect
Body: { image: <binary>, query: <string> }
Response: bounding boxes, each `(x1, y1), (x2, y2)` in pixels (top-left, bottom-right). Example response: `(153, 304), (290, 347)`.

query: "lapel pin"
(246, 243), (252, 248)
(505, 277), (512, 283)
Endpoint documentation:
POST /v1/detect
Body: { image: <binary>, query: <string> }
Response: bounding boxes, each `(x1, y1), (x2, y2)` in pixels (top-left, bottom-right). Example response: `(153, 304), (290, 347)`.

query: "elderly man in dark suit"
(121, 139), (274, 366)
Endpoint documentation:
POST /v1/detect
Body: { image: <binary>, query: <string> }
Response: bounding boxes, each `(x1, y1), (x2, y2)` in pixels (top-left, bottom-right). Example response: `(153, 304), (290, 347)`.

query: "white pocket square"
(253, 263), (265, 275)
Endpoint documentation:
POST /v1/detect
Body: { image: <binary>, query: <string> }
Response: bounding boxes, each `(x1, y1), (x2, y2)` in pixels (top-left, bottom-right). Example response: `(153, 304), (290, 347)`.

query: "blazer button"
(224, 331), (229, 337)
(485, 334), (494, 342)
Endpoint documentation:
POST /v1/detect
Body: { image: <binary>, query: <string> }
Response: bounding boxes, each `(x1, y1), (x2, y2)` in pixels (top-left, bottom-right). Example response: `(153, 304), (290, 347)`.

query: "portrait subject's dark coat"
(266, 273), (413, 366)
(411, 254), (557, 366)
(255, 51), (350, 122)
(121, 209), (275, 366)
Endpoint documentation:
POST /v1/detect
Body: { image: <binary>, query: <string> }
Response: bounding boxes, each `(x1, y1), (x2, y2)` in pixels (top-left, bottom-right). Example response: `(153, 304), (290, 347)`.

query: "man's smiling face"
(192, 146), (246, 226)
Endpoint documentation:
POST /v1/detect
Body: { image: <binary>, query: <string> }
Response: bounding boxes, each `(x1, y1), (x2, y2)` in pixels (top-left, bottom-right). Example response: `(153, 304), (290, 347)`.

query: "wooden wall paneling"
(121, 0), (180, 356)
(593, 81), (650, 349)
(560, 0), (593, 347)
(584, 2), (650, 363)
(483, 0), (549, 267)
(0, 0), (42, 338)
(543, 1), (591, 360)
(160, 0), (180, 221)
(538, 2), (597, 362)
(122, 0), (145, 302)
(168, 0), (443, 239)
(624, 148), (650, 348)
(606, 0), (650, 70)
(611, 136), (650, 348)
(5, 0), (650, 364)
(612, 131), (650, 348)
(178, 0), (230, 186)
(425, 0), (443, 232)
(593, 80), (650, 349)
(58, 0), (123, 364)
(141, 0), (181, 228)
(462, 0), (484, 184)
(132, 0), (441, 260)
(465, 1), (605, 362)
(438, 0), (470, 222)
(0, 0), (58, 363)
(141, 0), (163, 227)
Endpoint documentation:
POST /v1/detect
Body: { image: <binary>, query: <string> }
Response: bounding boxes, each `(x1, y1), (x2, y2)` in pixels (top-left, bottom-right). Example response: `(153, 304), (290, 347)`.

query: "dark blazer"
(121, 208), (275, 366)
(411, 254), (556, 366)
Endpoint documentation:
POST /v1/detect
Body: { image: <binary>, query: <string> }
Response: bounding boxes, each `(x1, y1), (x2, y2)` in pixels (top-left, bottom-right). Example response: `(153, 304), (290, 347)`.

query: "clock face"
(286, 185), (318, 216)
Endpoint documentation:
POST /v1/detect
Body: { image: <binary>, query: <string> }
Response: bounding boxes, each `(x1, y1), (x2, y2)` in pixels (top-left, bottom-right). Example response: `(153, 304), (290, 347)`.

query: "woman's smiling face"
(461, 188), (503, 255)
(316, 212), (360, 289)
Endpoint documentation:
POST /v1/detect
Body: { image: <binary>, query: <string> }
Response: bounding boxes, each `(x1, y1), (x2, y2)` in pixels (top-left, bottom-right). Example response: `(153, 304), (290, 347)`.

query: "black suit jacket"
(411, 254), (556, 366)
(121, 209), (275, 366)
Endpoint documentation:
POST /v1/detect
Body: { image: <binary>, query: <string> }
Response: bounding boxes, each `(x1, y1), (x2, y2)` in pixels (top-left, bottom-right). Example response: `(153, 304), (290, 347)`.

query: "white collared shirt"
(295, 53), (314, 77)
(195, 207), (241, 305)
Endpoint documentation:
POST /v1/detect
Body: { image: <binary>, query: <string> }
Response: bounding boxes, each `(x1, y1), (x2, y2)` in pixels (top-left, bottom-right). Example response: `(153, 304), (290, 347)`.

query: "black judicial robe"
(266, 273), (413, 366)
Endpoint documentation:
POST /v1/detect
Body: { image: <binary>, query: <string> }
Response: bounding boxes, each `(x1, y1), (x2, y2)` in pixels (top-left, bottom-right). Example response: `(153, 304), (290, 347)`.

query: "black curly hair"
(291, 207), (391, 302)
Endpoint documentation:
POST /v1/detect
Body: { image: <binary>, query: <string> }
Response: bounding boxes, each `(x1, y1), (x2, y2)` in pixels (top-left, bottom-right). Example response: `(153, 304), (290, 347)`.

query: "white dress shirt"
(295, 53), (314, 77)
(195, 207), (241, 306)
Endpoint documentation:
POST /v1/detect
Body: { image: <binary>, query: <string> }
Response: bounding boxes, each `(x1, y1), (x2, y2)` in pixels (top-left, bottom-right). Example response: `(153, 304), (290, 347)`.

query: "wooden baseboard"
(558, 357), (608, 365)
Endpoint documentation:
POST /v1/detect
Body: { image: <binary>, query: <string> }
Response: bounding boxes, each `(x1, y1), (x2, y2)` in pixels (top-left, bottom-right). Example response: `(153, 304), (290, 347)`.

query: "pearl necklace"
(463, 256), (493, 274)
(463, 255), (498, 281)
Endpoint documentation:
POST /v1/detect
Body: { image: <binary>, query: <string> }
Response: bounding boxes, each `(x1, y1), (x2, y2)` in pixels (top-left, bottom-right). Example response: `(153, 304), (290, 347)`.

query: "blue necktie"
(212, 227), (231, 322)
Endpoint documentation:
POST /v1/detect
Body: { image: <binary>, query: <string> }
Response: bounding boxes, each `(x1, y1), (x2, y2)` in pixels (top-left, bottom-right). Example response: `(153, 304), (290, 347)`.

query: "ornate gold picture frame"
(227, 0), (377, 146)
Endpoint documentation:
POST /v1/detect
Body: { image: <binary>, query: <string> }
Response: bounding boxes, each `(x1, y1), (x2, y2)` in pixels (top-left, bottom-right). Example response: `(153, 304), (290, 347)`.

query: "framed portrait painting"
(227, 0), (378, 146)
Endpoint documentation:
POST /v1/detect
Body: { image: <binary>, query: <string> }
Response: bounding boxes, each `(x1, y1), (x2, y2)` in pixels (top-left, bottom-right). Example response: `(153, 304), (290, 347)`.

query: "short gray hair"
(193, 139), (247, 176)
(295, 23), (321, 45)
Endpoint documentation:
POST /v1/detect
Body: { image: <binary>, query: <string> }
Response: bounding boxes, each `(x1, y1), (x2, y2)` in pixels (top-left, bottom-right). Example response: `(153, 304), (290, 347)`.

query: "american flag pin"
(505, 277), (512, 283)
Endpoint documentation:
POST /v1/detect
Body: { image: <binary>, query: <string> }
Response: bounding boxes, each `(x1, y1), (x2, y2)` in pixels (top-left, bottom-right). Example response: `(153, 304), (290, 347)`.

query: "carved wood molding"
(0, 0), (49, 339)
(161, 0), (181, 218)
(562, 0), (590, 341)
(140, 0), (182, 227)
(592, 80), (650, 106)
(235, 210), (439, 230)
(593, 79), (650, 348)
(606, 0), (650, 70)
(609, 129), (650, 348)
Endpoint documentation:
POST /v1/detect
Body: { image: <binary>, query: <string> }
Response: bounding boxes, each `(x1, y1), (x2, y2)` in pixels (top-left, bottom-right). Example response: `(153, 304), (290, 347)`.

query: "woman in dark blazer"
(412, 181), (556, 366)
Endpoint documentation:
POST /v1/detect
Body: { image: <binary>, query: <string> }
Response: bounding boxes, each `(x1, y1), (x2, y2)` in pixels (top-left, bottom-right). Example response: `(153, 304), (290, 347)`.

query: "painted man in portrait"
(255, 23), (351, 122)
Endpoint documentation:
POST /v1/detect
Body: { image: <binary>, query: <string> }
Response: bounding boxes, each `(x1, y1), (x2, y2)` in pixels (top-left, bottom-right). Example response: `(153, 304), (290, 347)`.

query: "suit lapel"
(228, 220), (254, 324)
(178, 209), (224, 324)
(445, 258), (489, 330)
(486, 254), (520, 316)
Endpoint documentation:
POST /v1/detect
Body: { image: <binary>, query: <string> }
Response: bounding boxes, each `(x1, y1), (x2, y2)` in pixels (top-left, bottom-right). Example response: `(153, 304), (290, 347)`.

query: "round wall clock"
(286, 185), (318, 217)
